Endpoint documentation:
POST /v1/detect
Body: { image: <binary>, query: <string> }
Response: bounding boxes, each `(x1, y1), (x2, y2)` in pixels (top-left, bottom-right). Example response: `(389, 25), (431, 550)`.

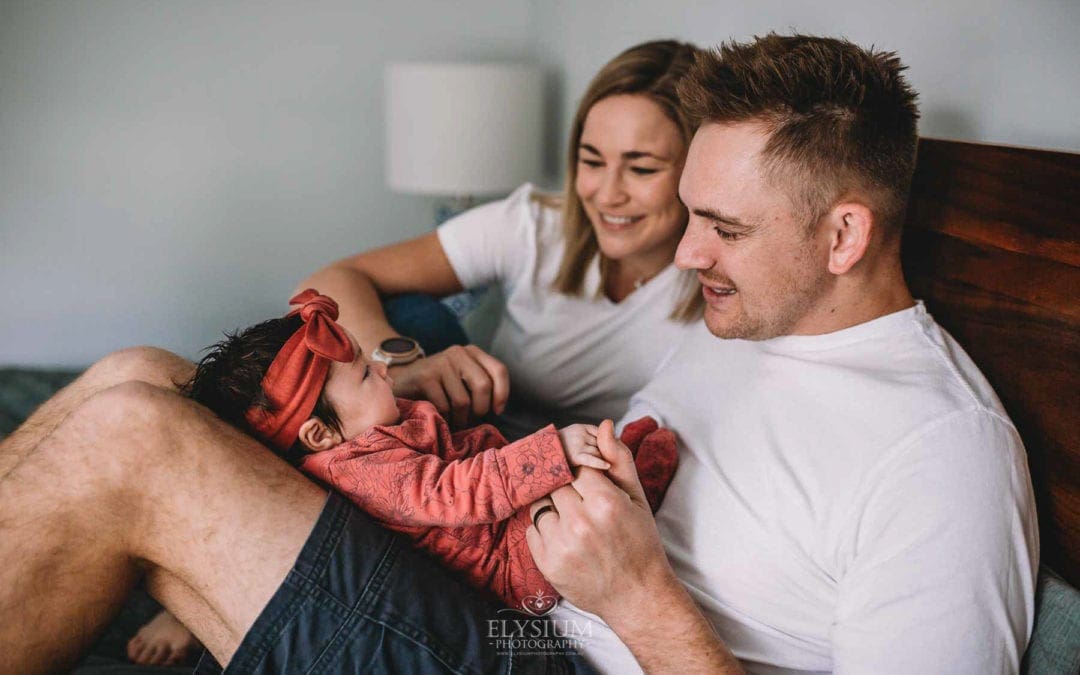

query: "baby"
(128, 289), (677, 665)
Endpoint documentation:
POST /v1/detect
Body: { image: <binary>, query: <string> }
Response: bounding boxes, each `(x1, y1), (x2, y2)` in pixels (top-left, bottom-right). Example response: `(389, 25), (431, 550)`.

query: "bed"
(901, 138), (1080, 671)
(2, 137), (1077, 673)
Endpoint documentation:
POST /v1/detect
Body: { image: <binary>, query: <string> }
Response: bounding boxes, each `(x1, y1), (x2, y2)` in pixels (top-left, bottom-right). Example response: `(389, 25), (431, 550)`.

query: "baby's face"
(321, 335), (401, 440)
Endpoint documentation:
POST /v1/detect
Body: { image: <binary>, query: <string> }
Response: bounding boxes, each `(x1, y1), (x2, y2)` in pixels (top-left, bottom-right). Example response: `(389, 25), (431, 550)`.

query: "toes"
(144, 644), (164, 665)
(125, 636), (141, 661)
(127, 610), (200, 666)
(128, 638), (151, 664)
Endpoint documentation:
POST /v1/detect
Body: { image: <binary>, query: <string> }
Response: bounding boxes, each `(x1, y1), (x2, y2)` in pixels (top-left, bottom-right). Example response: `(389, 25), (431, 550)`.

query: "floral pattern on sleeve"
(301, 399), (570, 528)
(297, 399), (569, 608)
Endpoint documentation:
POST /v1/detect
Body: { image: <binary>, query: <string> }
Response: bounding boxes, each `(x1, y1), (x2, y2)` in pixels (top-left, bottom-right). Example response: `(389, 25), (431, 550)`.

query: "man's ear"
(297, 417), (343, 453)
(824, 201), (874, 275)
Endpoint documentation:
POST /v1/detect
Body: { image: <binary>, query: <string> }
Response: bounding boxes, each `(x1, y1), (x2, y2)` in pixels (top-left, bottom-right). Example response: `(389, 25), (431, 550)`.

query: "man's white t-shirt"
(437, 183), (699, 438)
(555, 303), (1039, 674)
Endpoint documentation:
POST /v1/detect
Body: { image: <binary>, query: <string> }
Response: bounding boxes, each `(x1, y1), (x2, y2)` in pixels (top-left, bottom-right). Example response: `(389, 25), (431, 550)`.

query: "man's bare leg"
(0, 346), (194, 478)
(0, 381), (325, 674)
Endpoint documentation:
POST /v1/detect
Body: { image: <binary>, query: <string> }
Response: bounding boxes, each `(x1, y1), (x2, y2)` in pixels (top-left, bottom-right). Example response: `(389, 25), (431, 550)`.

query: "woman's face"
(575, 94), (687, 270)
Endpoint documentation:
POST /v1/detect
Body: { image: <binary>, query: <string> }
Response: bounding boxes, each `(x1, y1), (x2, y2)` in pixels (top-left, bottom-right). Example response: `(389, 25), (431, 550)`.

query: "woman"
(125, 38), (705, 667)
(300, 39), (703, 439)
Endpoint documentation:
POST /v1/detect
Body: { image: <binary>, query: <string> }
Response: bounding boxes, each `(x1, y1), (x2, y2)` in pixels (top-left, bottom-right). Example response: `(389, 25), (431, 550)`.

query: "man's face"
(676, 122), (833, 340)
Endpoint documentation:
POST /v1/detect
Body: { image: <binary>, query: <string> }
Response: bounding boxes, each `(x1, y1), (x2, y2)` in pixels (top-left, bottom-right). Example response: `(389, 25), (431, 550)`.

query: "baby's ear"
(297, 417), (342, 453)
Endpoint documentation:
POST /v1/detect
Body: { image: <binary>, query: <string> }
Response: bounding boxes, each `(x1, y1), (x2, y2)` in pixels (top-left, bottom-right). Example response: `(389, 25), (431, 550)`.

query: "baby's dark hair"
(180, 313), (342, 464)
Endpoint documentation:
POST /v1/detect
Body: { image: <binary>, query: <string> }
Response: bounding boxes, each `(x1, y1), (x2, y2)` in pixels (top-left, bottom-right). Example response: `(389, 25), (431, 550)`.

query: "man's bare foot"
(126, 609), (201, 666)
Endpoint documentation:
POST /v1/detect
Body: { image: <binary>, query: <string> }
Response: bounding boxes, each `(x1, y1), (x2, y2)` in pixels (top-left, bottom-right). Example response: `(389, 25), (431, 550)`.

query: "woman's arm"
(296, 232), (462, 355)
(296, 233), (508, 425)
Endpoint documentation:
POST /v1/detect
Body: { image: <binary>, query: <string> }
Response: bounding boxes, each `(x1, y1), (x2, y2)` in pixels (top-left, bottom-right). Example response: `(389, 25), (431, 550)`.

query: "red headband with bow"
(245, 289), (355, 451)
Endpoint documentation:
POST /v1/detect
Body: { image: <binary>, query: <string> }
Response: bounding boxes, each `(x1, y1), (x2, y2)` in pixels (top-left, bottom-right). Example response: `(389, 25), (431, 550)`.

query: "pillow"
(0, 367), (81, 437)
(1022, 565), (1080, 674)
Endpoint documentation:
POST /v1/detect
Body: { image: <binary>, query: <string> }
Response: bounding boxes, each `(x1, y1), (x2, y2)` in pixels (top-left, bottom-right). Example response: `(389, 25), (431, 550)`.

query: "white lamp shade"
(385, 62), (544, 196)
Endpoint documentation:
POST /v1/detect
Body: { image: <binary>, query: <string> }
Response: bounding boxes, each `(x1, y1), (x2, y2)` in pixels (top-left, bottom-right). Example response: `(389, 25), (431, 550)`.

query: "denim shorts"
(195, 492), (594, 674)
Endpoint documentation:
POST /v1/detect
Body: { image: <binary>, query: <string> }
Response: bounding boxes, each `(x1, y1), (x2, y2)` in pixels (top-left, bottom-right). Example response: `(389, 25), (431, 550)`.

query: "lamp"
(385, 62), (544, 218)
(384, 62), (544, 329)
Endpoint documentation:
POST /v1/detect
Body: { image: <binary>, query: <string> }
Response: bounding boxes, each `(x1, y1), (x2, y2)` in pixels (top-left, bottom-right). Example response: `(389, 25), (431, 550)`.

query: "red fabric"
(300, 399), (572, 608)
(620, 417), (679, 513)
(245, 289), (354, 451)
(300, 402), (679, 609)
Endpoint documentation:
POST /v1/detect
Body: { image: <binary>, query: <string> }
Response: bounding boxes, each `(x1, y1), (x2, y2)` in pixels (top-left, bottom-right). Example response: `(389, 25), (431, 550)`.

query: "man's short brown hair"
(677, 34), (920, 236)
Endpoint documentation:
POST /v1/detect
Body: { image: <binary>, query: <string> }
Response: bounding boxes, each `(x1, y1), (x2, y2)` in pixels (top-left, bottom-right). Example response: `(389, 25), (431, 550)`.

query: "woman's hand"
(389, 344), (509, 427)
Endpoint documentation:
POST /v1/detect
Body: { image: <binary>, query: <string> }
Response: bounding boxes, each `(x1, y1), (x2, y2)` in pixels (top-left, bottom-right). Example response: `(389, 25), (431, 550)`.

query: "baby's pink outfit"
(300, 399), (678, 610)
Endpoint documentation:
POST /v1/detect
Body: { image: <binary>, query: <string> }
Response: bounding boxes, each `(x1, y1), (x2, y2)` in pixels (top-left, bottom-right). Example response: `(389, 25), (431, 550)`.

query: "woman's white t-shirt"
(437, 183), (698, 436)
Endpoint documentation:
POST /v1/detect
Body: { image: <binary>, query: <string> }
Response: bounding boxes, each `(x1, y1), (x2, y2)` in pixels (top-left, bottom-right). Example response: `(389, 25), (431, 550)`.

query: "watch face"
(380, 337), (417, 355)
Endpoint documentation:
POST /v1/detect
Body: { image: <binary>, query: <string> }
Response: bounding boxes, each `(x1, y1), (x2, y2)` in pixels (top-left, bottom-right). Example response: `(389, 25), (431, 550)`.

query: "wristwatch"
(371, 336), (425, 366)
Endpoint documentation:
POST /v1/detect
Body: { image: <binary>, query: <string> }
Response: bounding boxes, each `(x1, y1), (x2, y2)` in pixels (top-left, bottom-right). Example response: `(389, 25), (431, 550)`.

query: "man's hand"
(527, 420), (672, 616)
(527, 419), (744, 672)
(389, 344), (509, 427)
(557, 424), (610, 471)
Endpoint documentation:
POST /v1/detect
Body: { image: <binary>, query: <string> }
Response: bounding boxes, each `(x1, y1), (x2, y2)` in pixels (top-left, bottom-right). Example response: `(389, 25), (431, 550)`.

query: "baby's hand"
(557, 424), (610, 471)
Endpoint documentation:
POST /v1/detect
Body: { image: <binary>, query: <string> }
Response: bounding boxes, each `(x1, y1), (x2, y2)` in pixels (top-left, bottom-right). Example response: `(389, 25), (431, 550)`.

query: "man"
(0, 35), (1036, 674)
(530, 34), (1039, 673)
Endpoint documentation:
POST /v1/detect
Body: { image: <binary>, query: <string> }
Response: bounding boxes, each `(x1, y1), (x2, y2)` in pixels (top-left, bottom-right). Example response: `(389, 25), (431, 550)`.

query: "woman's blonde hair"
(551, 39), (703, 322)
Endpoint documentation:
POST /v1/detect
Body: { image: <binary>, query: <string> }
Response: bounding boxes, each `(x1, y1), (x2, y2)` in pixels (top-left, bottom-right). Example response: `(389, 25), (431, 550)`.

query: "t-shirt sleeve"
(436, 183), (538, 290)
(831, 410), (1039, 674)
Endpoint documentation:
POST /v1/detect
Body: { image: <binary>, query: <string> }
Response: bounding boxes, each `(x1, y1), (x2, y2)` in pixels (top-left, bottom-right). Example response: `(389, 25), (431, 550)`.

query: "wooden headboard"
(901, 138), (1080, 587)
